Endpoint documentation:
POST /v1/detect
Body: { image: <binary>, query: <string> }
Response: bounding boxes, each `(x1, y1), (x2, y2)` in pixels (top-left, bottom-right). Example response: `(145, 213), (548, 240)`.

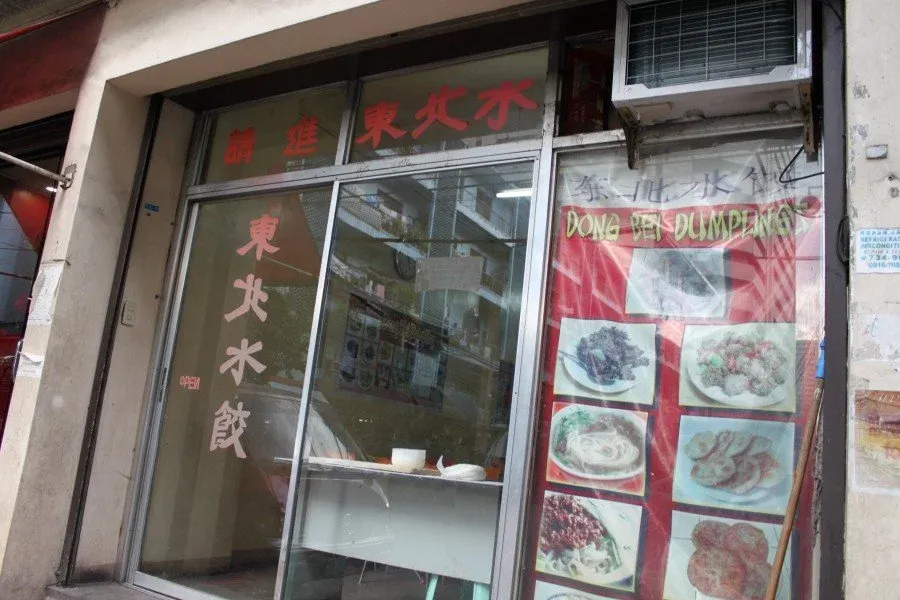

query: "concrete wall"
(0, 0), (542, 598)
(845, 1), (900, 599)
(0, 82), (148, 599)
(91, 0), (547, 97)
(71, 99), (195, 581)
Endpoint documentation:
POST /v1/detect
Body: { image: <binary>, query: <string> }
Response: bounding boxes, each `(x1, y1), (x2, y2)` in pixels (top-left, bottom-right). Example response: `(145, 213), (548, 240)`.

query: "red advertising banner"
(524, 136), (823, 600)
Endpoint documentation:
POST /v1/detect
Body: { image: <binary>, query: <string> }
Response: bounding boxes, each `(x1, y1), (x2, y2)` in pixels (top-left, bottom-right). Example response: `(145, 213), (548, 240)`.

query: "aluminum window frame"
(189, 40), (552, 194)
(122, 21), (820, 600)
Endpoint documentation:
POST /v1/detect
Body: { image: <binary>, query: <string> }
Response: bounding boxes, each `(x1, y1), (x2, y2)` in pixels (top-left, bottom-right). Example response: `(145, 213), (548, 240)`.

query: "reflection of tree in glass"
(245, 285), (316, 384)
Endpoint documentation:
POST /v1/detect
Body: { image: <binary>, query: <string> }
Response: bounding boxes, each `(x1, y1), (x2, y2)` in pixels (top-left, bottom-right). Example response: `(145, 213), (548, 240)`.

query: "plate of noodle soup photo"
(536, 491), (642, 591)
(549, 404), (648, 483)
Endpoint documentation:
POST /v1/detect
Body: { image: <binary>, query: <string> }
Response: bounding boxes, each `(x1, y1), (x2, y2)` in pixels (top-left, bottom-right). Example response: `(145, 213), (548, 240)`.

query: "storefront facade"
(0, 0), (857, 599)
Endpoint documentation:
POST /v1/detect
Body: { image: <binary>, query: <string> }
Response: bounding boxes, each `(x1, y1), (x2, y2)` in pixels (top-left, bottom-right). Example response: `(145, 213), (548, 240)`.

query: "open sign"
(179, 375), (201, 391)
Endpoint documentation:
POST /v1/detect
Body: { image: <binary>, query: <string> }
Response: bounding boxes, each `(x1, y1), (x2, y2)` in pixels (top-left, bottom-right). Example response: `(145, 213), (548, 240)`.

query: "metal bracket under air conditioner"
(799, 82), (816, 156)
(618, 107), (642, 170)
(0, 150), (77, 190)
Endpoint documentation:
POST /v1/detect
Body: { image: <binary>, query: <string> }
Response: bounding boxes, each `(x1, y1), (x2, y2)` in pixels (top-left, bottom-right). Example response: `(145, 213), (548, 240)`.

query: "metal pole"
(0, 150), (72, 188)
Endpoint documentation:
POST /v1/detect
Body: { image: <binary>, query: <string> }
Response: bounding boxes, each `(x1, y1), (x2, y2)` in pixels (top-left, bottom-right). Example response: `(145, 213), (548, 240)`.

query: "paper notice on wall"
(853, 389), (900, 495)
(856, 229), (900, 273)
(415, 257), (484, 293)
(17, 353), (44, 379)
(28, 262), (65, 325)
(412, 352), (438, 387)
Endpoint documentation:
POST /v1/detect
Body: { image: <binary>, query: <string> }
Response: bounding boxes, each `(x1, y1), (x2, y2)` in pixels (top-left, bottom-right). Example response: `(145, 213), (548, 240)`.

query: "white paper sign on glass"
(415, 256), (484, 293)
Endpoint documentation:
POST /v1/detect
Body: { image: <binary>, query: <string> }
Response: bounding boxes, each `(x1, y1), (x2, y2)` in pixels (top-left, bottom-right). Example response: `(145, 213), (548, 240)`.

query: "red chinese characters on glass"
(224, 128), (256, 164)
(354, 79), (539, 149)
(412, 85), (468, 139)
(474, 79), (538, 131)
(354, 101), (407, 149)
(283, 116), (319, 157)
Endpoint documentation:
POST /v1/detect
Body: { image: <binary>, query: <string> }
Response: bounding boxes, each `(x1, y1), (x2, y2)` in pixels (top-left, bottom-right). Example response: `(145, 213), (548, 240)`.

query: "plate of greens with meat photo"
(549, 404), (647, 482)
(554, 319), (657, 405)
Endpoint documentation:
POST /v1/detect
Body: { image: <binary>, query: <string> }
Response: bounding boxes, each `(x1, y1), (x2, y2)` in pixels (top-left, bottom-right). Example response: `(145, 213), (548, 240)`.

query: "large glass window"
(522, 134), (823, 600)
(351, 49), (548, 161)
(138, 187), (332, 599)
(282, 162), (534, 599)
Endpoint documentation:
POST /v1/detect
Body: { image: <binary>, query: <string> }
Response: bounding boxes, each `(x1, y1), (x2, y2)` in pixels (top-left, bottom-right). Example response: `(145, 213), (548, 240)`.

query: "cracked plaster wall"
(845, 1), (900, 598)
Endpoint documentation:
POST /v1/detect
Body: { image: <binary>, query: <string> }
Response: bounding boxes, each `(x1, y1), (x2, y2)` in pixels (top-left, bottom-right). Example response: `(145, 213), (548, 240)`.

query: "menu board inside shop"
(524, 137), (823, 600)
(338, 293), (446, 408)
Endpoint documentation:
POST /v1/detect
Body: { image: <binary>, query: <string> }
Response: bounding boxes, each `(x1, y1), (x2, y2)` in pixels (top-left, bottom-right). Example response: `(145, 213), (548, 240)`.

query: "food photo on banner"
(522, 134), (823, 600)
(553, 318), (658, 405)
(661, 511), (791, 600)
(534, 579), (620, 600)
(536, 490), (644, 592)
(672, 416), (795, 516)
(547, 402), (650, 496)
(679, 323), (798, 413)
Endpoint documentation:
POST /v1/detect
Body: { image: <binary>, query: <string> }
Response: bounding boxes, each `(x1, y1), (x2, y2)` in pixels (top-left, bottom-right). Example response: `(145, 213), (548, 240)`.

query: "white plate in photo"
(693, 436), (790, 505)
(680, 467), (786, 506)
(549, 404), (646, 481)
(683, 324), (795, 409)
(662, 511), (791, 600)
(533, 580), (617, 600)
(556, 319), (655, 396)
(674, 416), (794, 515)
(626, 248), (727, 319)
(536, 492), (641, 589)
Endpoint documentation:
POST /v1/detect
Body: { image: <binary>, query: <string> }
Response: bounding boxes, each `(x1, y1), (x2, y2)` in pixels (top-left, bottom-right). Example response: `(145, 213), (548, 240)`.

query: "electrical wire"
(778, 146), (824, 185)
(837, 215), (850, 266)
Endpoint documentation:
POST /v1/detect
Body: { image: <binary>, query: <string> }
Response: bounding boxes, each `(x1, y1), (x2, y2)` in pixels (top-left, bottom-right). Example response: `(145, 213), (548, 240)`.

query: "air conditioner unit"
(612, 0), (812, 125)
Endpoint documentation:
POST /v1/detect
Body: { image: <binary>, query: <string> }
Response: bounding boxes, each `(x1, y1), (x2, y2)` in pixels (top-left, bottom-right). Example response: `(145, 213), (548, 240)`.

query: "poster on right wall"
(523, 134), (824, 600)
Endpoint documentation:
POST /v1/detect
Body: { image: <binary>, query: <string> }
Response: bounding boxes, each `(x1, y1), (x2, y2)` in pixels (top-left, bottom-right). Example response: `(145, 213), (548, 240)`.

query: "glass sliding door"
(281, 162), (535, 600)
(137, 187), (332, 600)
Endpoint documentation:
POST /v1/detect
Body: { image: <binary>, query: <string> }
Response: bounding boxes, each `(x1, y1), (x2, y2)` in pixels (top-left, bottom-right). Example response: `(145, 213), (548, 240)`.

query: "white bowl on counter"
(391, 448), (426, 470)
(440, 464), (487, 481)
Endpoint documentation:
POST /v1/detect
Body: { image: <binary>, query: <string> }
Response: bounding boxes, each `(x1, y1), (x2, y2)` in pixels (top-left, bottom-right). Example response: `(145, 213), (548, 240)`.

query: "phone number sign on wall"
(856, 229), (900, 273)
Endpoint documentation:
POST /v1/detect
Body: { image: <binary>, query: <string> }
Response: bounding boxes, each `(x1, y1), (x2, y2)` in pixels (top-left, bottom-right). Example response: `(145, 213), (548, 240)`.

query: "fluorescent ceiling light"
(496, 188), (532, 198)
(45, 186), (57, 193)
